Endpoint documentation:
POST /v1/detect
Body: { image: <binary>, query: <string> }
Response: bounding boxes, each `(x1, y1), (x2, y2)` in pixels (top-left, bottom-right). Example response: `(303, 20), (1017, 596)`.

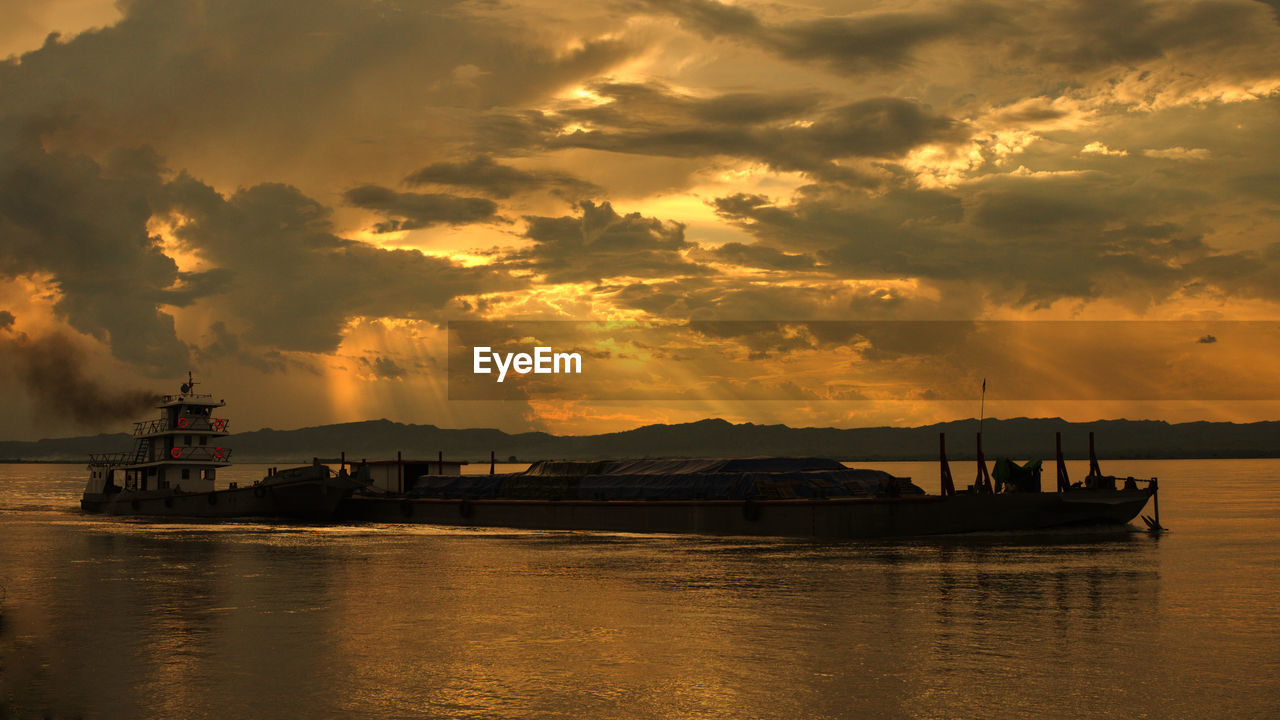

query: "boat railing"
(134, 417), (231, 436)
(1082, 473), (1157, 492)
(168, 446), (233, 462)
(161, 391), (214, 403)
(134, 419), (163, 436)
(88, 453), (131, 467)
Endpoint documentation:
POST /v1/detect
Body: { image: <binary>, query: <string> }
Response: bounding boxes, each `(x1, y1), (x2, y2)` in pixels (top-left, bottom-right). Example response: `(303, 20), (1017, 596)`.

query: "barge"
(336, 434), (1159, 538)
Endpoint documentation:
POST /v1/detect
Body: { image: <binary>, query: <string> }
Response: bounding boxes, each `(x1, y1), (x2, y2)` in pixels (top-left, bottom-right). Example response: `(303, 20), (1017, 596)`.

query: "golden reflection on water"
(0, 461), (1277, 719)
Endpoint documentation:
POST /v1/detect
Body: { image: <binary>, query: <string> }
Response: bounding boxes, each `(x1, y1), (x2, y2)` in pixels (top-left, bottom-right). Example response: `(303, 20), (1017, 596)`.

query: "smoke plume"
(1, 329), (162, 427)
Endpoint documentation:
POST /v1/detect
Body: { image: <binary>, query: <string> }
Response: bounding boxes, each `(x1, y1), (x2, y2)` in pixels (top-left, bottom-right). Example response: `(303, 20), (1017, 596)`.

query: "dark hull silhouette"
(82, 467), (360, 521)
(337, 487), (1154, 538)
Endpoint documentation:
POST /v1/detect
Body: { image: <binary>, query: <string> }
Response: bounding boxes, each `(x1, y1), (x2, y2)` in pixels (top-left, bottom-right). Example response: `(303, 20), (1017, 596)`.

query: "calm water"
(1, 459), (1277, 719)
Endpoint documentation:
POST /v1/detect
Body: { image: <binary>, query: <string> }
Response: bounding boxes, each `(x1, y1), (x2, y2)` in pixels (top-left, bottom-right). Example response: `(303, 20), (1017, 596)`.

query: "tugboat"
(81, 373), (365, 520)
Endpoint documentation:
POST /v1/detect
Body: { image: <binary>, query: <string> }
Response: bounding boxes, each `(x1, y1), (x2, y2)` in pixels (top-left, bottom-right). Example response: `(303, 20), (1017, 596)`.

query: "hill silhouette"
(2, 417), (1278, 463)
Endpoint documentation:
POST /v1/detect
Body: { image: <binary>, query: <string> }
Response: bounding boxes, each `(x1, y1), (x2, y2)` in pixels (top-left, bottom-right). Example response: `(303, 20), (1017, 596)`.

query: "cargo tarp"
(410, 458), (924, 500)
(522, 457), (848, 476)
(993, 458), (1043, 493)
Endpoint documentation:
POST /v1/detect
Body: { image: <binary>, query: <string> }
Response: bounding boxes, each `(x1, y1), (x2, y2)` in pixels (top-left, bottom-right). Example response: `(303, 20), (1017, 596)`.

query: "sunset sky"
(2, 0), (1279, 440)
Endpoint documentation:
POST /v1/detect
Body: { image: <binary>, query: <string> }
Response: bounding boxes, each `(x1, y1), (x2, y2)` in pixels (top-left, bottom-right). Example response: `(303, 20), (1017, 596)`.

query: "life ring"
(742, 498), (761, 522)
(213, 418), (227, 431)
(170, 447), (182, 458)
(400, 500), (414, 518)
(212, 448), (225, 461)
(253, 485), (267, 498)
(177, 417), (188, 429)
(458, 499), (474, 518)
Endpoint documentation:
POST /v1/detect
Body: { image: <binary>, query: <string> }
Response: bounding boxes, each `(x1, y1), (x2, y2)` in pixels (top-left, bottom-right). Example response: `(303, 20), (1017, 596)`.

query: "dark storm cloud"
(195, 321), (292, 374)
(646, 0), (1274, 76)
(503, 201), (712, 284)
(343, 184), (500, 233)
(404, 155), (601, 200)
(472, 110), (568, 157)
(608, 276), (916, 320)
(1259, 0), (1280, 23)
(0, 310), (14, 330)
(701, 242), (818, 271)
(0, 0), (1274, 410)
(708, 175), (1274, 308)
(711, 187), (963, 264)
(1229, 171), (1280, 200)
(0, 126), (522, 372)
(0, 0), (587, 376)
(559, 82), (825, 126)
(500, 82), (964, 182)
(0, 128), (208, 372)
(671, 320), (982, 363)
(644, 0), (1005, 73)
(1020, 0), (1274, 71)
(359, 355), (407, 379)
(161, 176), (526, 354)
(1217, 241), (1280, 303)
(0, 0), (637, 176)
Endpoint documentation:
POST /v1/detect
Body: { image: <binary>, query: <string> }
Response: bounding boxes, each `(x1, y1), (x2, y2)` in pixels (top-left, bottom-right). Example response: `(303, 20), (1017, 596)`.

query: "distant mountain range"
(2, 417), (1279, 463)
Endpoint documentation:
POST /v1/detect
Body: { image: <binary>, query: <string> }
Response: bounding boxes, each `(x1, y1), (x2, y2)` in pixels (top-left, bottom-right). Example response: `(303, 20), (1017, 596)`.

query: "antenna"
(180, 370), (196, 396)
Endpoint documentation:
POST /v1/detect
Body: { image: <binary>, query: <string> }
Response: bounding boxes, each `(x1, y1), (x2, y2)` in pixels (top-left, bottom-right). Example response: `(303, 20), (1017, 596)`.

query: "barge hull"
(82, 479), (352, 521)
(336, 488), (1153, 538)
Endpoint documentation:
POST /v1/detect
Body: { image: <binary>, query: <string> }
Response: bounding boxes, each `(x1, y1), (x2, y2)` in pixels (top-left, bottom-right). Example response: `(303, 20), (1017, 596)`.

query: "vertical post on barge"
(939, 433), (956, 496)
(1088, 431), (1103, 478)
(1055, 432), (1070, 492)
(973, 379), (993, 493)
(1153, 478), (1161, 529)
(438, 450), (444, 475)
(975, 432), (993, 493)
(1140, 477), (1166, 533)
(490, 450), (496, 475)
(978, 378), (986, 436)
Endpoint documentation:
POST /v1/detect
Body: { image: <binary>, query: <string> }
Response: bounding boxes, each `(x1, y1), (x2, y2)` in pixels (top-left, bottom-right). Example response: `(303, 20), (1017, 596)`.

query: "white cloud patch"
(1143, 146), (1212, 160)
(1081, 141), (1128, 157)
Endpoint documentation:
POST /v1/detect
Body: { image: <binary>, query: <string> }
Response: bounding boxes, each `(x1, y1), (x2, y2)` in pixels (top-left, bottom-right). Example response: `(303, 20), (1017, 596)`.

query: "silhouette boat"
(82, 374), (364, 520)
(337, 432), (1160, 538)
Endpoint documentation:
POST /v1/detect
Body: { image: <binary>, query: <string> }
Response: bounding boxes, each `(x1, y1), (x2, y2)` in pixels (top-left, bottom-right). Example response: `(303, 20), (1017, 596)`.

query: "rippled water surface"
(1, 459), (1277, 719)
